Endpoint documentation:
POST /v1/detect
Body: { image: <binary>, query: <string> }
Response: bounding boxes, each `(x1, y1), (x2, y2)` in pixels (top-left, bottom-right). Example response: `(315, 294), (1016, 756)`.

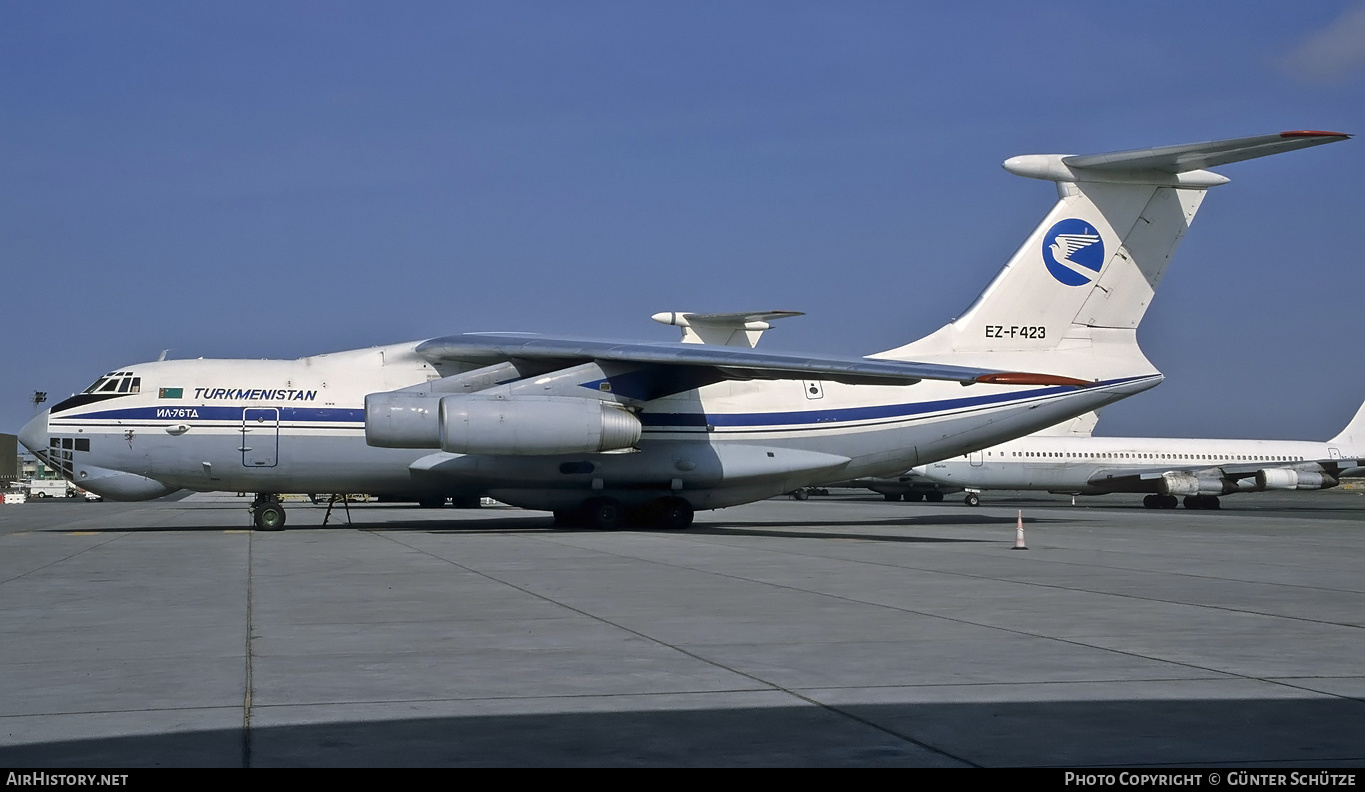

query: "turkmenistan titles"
(193, 388), (318, 401)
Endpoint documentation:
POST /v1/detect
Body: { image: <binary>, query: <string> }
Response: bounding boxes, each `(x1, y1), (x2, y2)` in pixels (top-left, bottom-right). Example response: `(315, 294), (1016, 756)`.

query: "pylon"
(1012, 510), (1028, 550)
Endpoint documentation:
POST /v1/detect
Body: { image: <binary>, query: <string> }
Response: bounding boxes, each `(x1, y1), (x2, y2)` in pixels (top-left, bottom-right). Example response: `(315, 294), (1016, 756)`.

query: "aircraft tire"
(653, 497), (694, 530)
(552, 509), (580, 528)
(925, 490), (944, 503)
(254, 504), (287, 531)
(1143, 495), (1159, 509)
(1183, 495), (1221, 510)
(1162, 495), (1179, 509)
(584, 498), (623, 530)
(791, 489), (809, 501)
(883, 493), (899, 502)
(418, 496), (447, 509)
(964, 493), (980, 507)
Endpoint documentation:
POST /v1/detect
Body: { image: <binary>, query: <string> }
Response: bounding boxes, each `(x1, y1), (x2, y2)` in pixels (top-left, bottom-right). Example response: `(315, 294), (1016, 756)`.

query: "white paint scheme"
(17, 132), (1349, 528)
(914, 401), (1365, 509)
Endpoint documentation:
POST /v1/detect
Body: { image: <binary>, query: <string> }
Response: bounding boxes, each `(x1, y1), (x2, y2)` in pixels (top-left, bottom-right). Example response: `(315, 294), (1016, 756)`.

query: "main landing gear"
(553, 496), (695, 531)
(1142, 493), (1219, 509)
(1182, 494), (1221, 510)
(250, 493), (287, 530)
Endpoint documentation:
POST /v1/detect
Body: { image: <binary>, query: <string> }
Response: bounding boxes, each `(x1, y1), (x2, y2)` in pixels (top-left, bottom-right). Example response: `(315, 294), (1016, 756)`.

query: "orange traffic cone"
(1013, 510), (1028, 550)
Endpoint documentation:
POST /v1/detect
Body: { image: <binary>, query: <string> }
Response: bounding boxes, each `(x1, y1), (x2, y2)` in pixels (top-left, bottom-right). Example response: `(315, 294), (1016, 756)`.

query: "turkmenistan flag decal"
(158, 387), (184, 398)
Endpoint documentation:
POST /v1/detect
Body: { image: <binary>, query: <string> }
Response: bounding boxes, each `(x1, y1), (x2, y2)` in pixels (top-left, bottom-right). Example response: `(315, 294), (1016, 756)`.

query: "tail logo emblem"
(1042, 219), (1104, 286)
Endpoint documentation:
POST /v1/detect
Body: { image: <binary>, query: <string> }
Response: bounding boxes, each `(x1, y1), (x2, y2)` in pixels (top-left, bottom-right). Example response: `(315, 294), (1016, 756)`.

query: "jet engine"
(1158, 471), (1229, 496)
(440, 395), (641, 455)
(364, 391), (641, 455)
(1255, 468), (1336, 491)
(364, 391), (442, 448)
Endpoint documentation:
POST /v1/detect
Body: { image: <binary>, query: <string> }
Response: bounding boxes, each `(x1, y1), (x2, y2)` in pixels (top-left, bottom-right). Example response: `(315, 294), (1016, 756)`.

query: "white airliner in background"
(912, 402), (1365, 509)
(17, 131), (1348, 530)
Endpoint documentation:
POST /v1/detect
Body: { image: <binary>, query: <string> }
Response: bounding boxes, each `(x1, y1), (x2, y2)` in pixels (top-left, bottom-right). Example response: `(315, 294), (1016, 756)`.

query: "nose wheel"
(250, 494), (287, 530)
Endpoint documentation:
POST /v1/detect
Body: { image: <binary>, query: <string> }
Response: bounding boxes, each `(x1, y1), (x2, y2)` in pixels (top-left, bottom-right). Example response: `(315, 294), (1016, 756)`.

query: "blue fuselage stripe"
(52, 378), (1139, 430)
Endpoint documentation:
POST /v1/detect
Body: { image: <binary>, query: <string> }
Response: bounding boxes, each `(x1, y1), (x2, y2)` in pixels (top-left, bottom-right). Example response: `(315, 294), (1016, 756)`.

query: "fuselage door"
(1329, 447), (1342, 460)
(969, 450), (984, 467)
(241, 407), (280, 468)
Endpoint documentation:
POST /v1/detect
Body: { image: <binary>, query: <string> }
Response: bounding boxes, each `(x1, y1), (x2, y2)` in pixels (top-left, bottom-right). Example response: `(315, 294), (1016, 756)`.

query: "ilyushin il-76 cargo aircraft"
(19, 131), (1348, 530)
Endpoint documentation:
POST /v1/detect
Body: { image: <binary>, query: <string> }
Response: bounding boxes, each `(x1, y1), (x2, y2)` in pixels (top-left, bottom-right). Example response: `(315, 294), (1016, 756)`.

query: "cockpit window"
(82, 372), (139, 395)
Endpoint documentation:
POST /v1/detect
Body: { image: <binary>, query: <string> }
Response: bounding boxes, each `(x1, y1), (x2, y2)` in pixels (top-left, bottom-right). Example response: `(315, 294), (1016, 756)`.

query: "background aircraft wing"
(1086, 457), (1365, 491)
(416, 333), (1091, 388)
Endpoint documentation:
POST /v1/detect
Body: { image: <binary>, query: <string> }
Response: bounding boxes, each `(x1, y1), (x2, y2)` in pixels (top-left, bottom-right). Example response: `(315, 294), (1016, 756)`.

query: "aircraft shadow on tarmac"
(3, 698), (1363, 767)
(25, 510), (1075, 542)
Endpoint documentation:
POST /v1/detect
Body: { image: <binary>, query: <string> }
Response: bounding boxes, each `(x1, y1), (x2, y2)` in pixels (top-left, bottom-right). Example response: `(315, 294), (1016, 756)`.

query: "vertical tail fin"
(1031, 410), (1100, 438)
(1329, 399), (1365, 446)
(876, 131), (1349, 381)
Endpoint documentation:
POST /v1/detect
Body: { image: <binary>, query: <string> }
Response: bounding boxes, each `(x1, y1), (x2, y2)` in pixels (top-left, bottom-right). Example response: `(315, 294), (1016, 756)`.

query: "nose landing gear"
(250, 494), (287, 530)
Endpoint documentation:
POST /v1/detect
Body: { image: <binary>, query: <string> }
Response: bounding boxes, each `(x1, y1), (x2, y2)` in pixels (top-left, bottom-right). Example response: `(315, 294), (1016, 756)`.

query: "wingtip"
(1280, 130), (1351, 139)
(975, 372), (1093, 387)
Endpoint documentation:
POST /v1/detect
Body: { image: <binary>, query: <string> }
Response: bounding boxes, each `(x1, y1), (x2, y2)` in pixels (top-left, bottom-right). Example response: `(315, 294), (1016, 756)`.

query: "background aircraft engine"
(439, 395), (642, 455)
(1158, 471), (1229, 496)
(1255, 468), (1335, 490)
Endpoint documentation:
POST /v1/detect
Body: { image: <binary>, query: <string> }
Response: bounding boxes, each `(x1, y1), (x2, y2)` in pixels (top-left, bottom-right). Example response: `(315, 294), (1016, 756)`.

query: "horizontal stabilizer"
(1062, 131), (1349, 173)
(1004, 130), (1349, 186)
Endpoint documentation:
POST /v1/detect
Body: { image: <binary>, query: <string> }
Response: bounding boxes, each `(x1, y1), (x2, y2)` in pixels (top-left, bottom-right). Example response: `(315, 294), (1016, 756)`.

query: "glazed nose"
(18, 409), (49, 455)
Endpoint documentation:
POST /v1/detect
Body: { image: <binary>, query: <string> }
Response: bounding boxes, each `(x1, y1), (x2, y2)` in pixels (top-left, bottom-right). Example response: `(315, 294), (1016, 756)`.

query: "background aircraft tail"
(1031, 410), (1099, 438)
(875, 131), (1348, 381)
(1328, 399), (1365, 446)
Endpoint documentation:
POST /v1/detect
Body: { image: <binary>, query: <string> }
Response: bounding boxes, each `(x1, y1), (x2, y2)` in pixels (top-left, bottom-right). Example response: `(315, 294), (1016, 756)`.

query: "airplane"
(907, 402), (1365, 509)
(16, 131), (1349, 531)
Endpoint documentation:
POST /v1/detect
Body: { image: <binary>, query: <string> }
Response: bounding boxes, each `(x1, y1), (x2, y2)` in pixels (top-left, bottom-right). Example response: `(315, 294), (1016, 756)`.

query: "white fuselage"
(26, 341), (1157, 511)
(916, 434), (1361, 494)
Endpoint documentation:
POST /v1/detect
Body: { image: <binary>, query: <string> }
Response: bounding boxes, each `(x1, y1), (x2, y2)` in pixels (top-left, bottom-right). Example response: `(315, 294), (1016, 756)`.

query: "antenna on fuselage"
(157, 349), (171, 361)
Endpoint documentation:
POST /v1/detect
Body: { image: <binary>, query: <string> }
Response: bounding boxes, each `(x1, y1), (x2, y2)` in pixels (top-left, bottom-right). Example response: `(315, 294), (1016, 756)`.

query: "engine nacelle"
(1255, 468), (1335, 491)
(365, 391), (441, 448)
(440, 395), (641, 455)
(1158, 471), (1228, 496)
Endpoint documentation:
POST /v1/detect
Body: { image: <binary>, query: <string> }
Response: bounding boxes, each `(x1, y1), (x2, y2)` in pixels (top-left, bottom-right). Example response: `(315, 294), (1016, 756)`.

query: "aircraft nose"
(18, 410), (49, 455)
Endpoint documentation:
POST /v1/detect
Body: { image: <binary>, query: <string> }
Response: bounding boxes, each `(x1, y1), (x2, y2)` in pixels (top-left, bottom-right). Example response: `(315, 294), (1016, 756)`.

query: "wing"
(416, 332), (1091, 396)
(1085, 457), (1365, 492)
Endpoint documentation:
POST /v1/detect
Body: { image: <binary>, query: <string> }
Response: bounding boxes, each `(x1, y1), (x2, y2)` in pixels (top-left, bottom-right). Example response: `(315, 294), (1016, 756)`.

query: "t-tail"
(875, 131), (1350, 383)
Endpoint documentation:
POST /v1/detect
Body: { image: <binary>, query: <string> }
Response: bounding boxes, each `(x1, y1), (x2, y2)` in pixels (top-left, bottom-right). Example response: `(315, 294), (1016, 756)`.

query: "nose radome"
(18, 409), (49, 455)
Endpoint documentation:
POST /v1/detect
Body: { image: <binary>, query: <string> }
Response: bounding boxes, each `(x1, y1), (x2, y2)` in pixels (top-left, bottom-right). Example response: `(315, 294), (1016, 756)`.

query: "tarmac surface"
(1, 488), (1363, 767)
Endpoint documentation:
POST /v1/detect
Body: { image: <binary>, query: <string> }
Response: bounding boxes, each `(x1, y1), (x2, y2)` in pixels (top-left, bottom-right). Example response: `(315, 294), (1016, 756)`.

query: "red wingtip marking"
(1280, 130), (1351, 138)
(976, 372), (1092, 387)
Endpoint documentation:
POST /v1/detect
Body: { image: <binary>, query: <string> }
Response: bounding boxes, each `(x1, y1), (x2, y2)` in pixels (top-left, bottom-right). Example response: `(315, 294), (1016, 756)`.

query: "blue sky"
(3, 2), (1363, 440)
